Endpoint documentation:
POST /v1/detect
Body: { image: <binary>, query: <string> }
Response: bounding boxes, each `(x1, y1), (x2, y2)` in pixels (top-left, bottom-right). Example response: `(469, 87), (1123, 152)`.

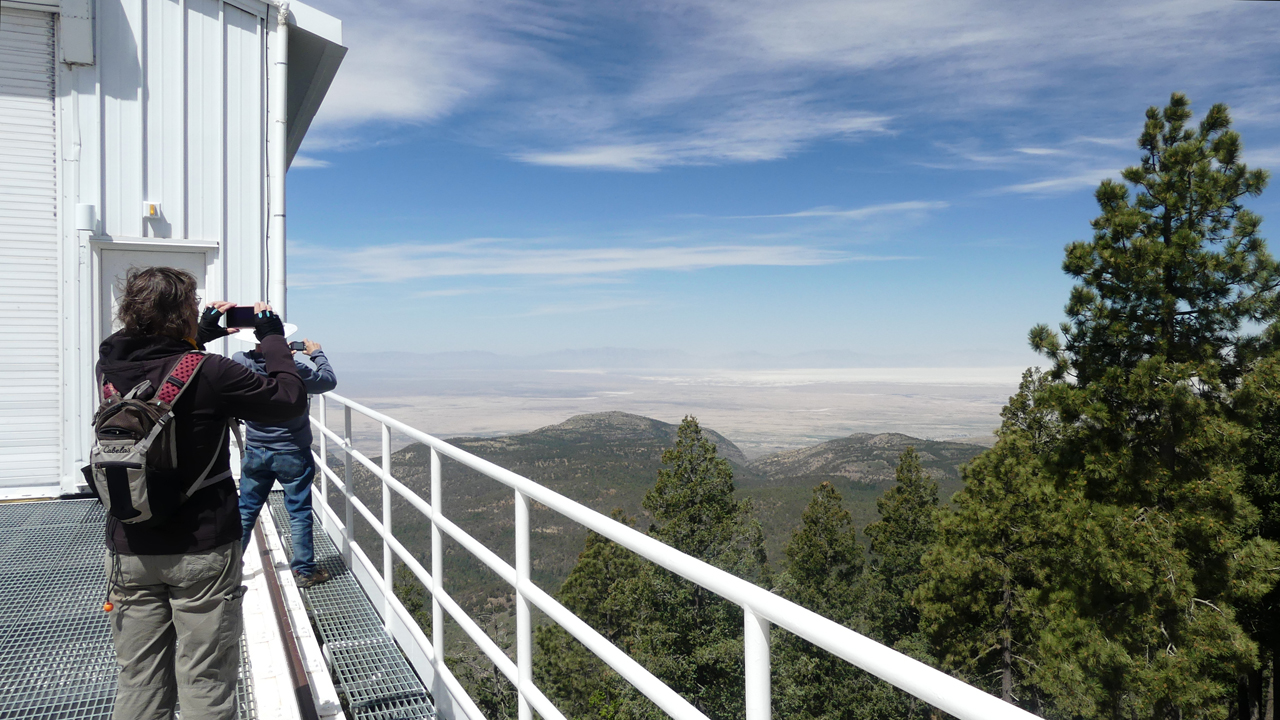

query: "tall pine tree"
(918, 370), (1063, 714)
(866, 447), (939, 649)
(618, 416), (770, 719)
(862, 447), (941, 719)
(535, 510), (642, 718)
(772, 481), (874, 720)
(1232, 355), (1280, 719)
(1028, 93), (1280, 718)
(537, 417), (769, 719)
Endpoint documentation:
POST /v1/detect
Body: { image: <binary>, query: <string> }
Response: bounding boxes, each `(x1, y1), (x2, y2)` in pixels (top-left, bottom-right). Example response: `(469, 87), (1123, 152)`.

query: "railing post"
(317, 394), (327, 511)
(343, 405), (353, 565)
(430, 448), (445, 700)
(745, 608), (771, 720)
(382, 423), (392, 631)
(515, 489), (532, 720)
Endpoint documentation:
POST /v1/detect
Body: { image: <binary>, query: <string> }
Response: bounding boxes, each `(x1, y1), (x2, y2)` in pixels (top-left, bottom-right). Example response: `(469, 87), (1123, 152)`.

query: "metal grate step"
(266, 492), (436, 720)
(0, 499), (256, 720)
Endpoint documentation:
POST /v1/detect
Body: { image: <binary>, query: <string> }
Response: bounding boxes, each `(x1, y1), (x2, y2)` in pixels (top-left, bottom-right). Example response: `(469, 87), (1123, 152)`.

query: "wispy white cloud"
(512, 299), (653, 317)
(996, 168), (1119, 196)
(1242, 146), (1280, 169)
(297, 0), (1280, 173)
(733, 200), (949, 220)
(299, 0), (575, 152)
(407, 287), (489, 298)
(1073, 136), (1131, 148)
(513, 109), (891, 170)
(291, 238), (909, 287)
(289, 155), (332, 169)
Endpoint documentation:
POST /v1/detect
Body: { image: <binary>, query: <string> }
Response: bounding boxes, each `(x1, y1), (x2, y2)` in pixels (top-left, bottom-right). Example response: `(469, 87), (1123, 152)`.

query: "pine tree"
(1028, 93), (1280, 718)
(866, 447), (939, 648)
(535, 417), (768, 719)
(1030, 93), (1279, 386)
(918, 370), (1063, 713)
(860, 447), (941, 719)
(1232, 355), (1280, 719)
(772, 481), (877, 720)
(393, 562), (432, 631)
(779, 481), (864, 624)
(534, 510), (641, 718)
(617, 416), (770, 719)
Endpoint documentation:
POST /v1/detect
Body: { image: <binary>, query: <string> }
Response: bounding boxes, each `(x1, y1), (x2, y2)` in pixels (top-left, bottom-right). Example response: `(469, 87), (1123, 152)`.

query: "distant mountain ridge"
(459, 411), (751, 467)
(748, 432), (984, 489)
(344, 410), (985, 613)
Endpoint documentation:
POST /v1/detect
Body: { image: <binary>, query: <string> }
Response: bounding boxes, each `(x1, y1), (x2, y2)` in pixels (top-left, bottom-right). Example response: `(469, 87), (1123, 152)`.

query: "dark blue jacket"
(231, 349), (337, 451)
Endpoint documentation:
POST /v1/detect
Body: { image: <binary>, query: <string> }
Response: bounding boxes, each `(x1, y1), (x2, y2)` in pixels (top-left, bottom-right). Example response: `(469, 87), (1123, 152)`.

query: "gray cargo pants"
(105, 542), (245, 720)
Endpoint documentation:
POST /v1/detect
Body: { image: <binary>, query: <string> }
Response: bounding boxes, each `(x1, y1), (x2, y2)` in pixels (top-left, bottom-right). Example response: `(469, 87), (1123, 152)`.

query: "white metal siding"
(0, 8), (59, 488)
(0, 0), (282, 497)
(225, 4), (265, 305)
(99, 0), (144, 239)
(92, 0), (266, 282)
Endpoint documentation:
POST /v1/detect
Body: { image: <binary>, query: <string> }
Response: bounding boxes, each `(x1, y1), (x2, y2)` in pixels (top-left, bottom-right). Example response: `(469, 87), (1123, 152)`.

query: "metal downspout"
(268, 1), (289, 316)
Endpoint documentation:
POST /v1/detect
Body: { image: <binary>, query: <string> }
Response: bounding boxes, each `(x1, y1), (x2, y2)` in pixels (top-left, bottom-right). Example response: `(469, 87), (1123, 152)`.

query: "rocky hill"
(339, 412), (758, 611)
(335, 413), (985, 614)
(450, 411), (752, 469)
(747, 432), (984, 488)
(740, 434), (985, 563)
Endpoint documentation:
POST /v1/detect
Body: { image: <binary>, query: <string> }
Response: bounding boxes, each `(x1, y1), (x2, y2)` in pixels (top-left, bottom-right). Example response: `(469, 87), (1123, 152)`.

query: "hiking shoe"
(295, 567), (331, 588)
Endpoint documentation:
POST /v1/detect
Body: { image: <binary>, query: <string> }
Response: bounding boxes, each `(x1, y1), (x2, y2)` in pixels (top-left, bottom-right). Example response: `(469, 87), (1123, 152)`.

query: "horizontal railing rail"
(310, 390), (1040, 720)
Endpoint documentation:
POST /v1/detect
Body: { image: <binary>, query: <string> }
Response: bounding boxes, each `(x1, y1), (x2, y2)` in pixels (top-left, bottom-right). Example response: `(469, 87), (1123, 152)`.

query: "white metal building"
(0, 0), (345, 498)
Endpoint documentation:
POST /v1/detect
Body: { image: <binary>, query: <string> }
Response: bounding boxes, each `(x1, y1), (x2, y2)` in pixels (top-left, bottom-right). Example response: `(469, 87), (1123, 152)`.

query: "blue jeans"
(239, 446), (318, 576)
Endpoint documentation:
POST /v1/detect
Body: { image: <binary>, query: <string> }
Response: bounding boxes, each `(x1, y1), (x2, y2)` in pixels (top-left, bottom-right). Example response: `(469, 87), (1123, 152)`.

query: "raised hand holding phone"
(196, 301), (240, 346)
(251, 303), (285, 341)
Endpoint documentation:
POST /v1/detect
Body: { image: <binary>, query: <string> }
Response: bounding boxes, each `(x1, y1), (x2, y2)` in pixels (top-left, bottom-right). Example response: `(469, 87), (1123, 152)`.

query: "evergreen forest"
(391, 94), (1280, 720)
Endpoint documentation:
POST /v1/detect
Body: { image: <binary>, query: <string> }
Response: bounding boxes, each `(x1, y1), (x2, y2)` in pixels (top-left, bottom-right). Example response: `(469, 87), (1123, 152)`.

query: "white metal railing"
(309, 391), (1041, 720)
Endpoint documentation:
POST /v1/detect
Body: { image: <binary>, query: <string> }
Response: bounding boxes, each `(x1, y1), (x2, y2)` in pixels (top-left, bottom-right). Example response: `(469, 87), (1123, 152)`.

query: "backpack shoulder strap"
(154, 352), (208, 408)
(178, 419), (243, 500)
(97, 368), (121, 403)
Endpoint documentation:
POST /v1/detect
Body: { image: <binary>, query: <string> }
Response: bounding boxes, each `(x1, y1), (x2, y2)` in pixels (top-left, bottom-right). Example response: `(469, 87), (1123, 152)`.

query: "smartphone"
(225, 307), (257, 328)
(289, 341), (306, 351)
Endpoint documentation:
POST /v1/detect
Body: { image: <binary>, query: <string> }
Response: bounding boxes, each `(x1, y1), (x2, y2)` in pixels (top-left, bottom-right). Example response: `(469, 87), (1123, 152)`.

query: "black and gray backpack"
(87, 352), (238, 526)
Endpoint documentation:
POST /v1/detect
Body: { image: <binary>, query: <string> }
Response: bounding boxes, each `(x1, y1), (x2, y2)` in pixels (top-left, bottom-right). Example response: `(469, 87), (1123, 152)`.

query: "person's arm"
(298, 340), (337, 394)
(216, 336), (307, 422)
(215, 305), (306, 422)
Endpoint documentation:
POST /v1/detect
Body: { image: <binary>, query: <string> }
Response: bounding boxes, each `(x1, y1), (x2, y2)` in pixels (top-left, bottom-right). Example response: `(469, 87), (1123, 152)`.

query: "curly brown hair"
(116, 266), (199, 339)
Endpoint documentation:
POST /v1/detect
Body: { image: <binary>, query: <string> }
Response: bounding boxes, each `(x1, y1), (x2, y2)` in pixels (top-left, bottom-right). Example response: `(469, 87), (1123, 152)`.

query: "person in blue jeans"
(233, 336), (338, 588)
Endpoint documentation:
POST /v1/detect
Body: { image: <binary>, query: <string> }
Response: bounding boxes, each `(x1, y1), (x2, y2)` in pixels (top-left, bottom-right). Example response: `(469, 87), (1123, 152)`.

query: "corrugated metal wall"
(95, 0), (266, 272)
(0, 8), (60, 489)
(0, 0), (274, 492)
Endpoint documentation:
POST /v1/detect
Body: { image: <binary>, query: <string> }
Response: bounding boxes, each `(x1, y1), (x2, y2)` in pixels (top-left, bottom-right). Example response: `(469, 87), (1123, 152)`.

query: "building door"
(99, 249), (211, 339)
(0, 9), (59, 490)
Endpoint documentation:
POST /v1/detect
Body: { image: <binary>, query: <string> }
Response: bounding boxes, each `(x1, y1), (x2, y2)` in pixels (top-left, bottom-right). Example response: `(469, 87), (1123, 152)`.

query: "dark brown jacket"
(96, 332), (306, 554)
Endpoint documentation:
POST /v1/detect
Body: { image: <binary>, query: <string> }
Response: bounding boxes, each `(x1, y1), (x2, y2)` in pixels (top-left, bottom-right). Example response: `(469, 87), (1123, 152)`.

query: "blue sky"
(282, 0), (1280, 367)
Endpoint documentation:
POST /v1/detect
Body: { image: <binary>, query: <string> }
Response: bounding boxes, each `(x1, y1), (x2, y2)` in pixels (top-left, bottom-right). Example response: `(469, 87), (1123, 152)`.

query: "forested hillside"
(335, 411), (980, 612)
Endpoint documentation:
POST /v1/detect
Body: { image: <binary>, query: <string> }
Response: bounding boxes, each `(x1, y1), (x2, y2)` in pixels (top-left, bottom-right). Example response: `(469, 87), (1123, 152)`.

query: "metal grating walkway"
(267, 492), (435, 720)
(0, 499), (255, 720)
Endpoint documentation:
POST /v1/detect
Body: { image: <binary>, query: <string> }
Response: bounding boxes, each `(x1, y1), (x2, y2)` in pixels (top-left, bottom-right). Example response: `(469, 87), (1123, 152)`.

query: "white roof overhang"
(286, 0), (347, 169)
(0, 0), (346, 166)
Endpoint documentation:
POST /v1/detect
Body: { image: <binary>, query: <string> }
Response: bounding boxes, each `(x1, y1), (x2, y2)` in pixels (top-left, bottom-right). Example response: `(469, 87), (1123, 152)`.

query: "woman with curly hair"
(97, 266), (306, 720)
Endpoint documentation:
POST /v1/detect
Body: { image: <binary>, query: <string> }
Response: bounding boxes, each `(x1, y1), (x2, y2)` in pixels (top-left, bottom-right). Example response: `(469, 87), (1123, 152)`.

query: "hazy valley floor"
(329, 365), (1025, 458)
